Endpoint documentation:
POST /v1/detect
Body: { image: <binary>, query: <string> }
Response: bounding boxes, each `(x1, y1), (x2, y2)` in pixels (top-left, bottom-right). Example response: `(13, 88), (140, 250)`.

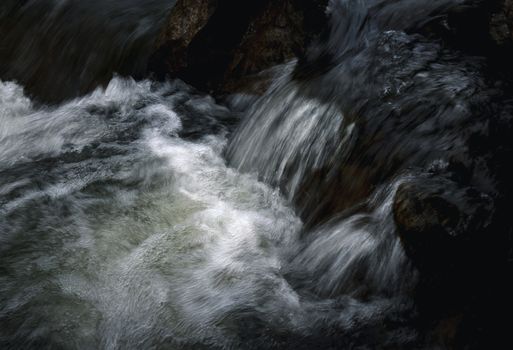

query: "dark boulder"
(490, 0), (513, 46)
(393, 174), (494, 275)
(148, 0), (328, 94)
(393, 172), (513, 349)
(150, 0), (218, 75)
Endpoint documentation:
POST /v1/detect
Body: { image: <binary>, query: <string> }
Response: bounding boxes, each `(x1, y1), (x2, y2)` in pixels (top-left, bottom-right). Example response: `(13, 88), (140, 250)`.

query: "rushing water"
(1, 0), (511, 349)
(0, 77), (417, 349)
(229, 0), (497, 217)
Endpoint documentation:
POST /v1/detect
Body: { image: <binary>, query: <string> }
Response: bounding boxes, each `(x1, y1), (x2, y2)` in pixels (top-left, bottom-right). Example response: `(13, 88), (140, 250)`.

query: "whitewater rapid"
(0, 77), (416, 349)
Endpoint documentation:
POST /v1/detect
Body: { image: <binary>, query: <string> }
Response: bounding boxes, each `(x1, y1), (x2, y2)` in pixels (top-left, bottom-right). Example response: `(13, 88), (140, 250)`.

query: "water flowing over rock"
(228, 0), (513, 347)
(1, 0), (513, 349)
(0, 0), (176, 103)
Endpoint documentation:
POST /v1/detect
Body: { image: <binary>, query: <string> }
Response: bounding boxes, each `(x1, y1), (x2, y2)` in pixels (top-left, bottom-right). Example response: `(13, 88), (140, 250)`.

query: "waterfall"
(1, 0), (511, 349)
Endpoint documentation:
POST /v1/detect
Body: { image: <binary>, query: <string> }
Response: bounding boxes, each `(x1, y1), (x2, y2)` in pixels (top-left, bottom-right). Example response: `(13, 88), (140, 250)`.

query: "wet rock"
(150, 0), (218, 74)
(393, 174), (493, 274)
(490, 0), (513, 46)
(147, 0), (513, 96)
(393, 172), (513, 350)
(219, 0), (327, 93)
(148, 0), (328, 94)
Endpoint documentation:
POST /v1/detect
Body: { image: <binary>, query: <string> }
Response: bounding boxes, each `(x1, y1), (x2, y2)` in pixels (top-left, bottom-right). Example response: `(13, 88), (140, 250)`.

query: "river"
(1, 0), (511, 349)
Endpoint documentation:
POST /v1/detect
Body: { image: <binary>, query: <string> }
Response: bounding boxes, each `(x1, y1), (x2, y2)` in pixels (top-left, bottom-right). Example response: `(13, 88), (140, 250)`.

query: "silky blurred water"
(0, 0), (177, 102)
(0, 77), (417, 349)
(3, 0), (501, 348)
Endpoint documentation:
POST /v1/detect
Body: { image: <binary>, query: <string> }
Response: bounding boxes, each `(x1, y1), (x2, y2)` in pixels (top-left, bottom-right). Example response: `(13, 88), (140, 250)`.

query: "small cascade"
(1, 0), (511, 349)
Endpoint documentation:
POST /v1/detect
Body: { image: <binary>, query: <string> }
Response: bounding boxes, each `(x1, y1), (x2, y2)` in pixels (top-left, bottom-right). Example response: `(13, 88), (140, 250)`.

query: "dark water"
(0, 0), (176, 102)
(1, 0), (512, 349)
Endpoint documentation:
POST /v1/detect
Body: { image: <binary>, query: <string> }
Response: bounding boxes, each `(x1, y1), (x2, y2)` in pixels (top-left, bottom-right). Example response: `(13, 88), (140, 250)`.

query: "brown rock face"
(221, 0), (322, 93)
(148, 0), (328, 94)
(490, 0), (513, 45)
(152, 0), (218, 74)
(149, 0), (513, 95)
